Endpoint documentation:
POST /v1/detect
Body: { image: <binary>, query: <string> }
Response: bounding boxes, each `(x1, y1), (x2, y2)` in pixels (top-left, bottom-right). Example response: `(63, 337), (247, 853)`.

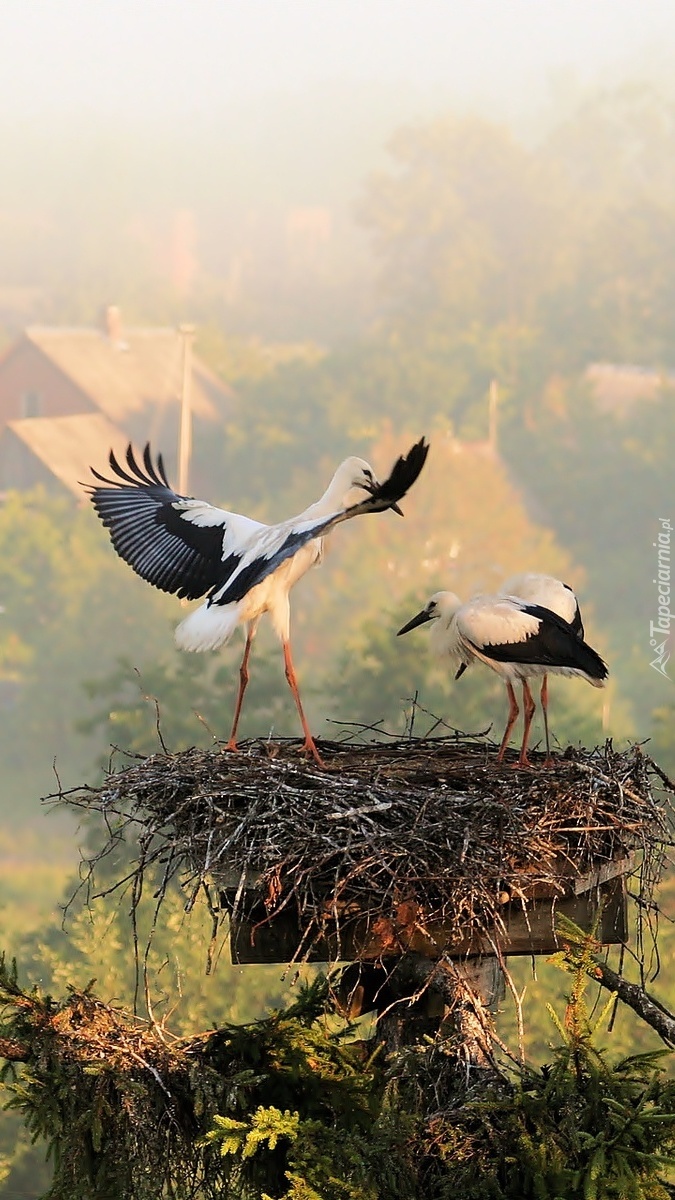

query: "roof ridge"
(26, 326), (178, 337)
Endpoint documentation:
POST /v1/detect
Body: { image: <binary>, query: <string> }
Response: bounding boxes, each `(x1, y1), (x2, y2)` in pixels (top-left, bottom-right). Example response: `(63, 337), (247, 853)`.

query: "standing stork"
(397, 591), (607, 767)
(500, 573), (584, 764)
(88, 439), (429, 765)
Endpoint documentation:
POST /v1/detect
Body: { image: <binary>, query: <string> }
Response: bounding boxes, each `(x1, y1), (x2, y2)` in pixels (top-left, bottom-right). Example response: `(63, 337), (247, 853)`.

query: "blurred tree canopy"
(361, 115), (572, 335)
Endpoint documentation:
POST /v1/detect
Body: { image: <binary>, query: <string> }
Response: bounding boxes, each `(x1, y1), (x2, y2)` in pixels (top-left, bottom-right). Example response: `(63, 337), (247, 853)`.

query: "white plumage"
(500, 573), (582, 632)
(397, 589), (607, 767)
(89, 440), (429, 765)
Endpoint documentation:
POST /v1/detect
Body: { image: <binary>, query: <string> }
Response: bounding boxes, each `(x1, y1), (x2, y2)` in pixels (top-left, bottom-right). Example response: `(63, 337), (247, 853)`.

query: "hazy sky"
(2, 1), (675, 119)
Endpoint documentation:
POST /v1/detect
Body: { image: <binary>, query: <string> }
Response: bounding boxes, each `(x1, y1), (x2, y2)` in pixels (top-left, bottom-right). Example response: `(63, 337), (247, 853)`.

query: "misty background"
(2, 0), (675, 340)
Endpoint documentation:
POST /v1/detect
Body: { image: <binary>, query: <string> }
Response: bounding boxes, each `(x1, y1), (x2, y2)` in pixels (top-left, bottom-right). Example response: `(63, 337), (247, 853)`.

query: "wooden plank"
(572, 852), (636, 896)
(227, 878), (627, 965)
(504, 854), (636, 901)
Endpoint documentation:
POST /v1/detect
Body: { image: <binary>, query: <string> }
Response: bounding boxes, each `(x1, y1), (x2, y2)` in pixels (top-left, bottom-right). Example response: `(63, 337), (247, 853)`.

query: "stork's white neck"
(430, 611), (462, 662)
(427, 592), (465, 663)
(300, 459), (368, 520)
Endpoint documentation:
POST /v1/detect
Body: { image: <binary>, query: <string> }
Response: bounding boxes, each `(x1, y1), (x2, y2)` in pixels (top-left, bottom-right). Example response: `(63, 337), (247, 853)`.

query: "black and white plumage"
(397, 590), (607, 767)
(500, 573), (583, 637)
(499, 573), (584, 762)
(88, 438), (429, 765)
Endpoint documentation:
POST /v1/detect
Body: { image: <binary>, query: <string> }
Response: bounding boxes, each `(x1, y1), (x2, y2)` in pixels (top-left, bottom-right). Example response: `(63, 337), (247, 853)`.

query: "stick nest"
(56, 735), (674, 964)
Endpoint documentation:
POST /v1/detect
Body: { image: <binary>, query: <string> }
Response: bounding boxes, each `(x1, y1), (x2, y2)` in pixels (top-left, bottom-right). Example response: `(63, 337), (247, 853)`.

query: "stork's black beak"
(362, 476), (403, 514)
(397, 608), (433, 636)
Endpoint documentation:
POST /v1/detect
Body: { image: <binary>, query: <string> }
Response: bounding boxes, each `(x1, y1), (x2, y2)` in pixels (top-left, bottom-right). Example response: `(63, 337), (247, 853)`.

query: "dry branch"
(588, 958), (675, 1048)
(0, 1036), (27, 1061)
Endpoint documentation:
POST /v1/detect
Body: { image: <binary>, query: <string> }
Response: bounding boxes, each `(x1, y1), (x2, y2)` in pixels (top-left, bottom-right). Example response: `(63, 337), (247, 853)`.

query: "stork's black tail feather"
(562, 634), (608, 683)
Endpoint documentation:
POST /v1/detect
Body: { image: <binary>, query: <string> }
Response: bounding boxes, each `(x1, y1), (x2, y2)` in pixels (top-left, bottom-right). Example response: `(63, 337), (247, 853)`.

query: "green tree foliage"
(651, 704), (675, 778)
(545, 84), (675, 208)
(4, 950), (675, 1200)
(536, 86), (675, 368)
(0, 489), (176, 793)
(358, 87), (675, 381)
(503, 374), (675, 750)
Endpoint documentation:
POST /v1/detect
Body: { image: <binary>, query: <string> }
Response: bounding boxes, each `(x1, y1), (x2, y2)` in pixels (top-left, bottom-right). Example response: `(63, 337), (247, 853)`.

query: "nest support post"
(332, 952), (504, 1065)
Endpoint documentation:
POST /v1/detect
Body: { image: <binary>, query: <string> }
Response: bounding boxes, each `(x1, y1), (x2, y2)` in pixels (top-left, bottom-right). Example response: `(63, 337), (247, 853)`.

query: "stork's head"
(397, 591), (462, 636)
(333, 455), (403, 513)
(341, 455), (377, 494)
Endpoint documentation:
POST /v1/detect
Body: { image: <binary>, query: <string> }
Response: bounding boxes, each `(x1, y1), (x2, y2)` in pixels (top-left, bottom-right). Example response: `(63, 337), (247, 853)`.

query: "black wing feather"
(475, 604), (607, 681)
(368, 437), (429, 510)
(87, 443), (232, 601)
(143, 442), (170, 487)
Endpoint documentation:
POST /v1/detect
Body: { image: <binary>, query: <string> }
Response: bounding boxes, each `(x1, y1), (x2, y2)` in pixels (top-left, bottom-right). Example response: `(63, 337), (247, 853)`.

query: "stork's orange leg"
(516, 680), (537, 768)
(496, 682), (519, 763)
(541, 674), (554, 767)
(282, 639), (325, 767)
(225, 625), (255, 751)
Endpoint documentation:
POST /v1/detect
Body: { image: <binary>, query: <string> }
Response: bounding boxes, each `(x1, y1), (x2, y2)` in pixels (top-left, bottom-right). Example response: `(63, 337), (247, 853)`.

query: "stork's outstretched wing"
(87, 444), (266, 601)
(89, 437), (429, 607)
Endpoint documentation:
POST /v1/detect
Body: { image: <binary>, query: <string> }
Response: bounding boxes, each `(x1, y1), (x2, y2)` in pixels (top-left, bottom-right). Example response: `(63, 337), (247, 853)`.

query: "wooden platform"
(225, 856), (631, 965)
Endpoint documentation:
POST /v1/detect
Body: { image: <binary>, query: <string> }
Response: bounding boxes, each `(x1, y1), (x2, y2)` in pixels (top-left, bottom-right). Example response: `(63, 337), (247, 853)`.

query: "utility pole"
(177, 323), (196, 497)
(488, 379), (499, 451)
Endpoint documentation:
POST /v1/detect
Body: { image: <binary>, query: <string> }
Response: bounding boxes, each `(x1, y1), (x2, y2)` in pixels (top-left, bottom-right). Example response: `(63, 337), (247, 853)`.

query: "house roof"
(585, 362), (675, 417)
(24, 326), (230, 424)
(6, 413), (134, 498)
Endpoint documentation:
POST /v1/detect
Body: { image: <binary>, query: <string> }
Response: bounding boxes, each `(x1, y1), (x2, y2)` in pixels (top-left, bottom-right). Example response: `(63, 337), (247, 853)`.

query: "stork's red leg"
(225, 625), (255, 751)
(541, 674), (553, 767)
(282, 639), (325, 767)
(517, 680), (537, 768)
(496, 682), (519, 763)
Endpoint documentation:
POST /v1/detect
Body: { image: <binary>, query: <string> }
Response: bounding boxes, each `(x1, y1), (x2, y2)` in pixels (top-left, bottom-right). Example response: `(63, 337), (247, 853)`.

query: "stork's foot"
(222, 738), (239, 753)
(299, 738), (326, 769)
(514, 754), (533, 770)
(543, 755), (555, 769)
